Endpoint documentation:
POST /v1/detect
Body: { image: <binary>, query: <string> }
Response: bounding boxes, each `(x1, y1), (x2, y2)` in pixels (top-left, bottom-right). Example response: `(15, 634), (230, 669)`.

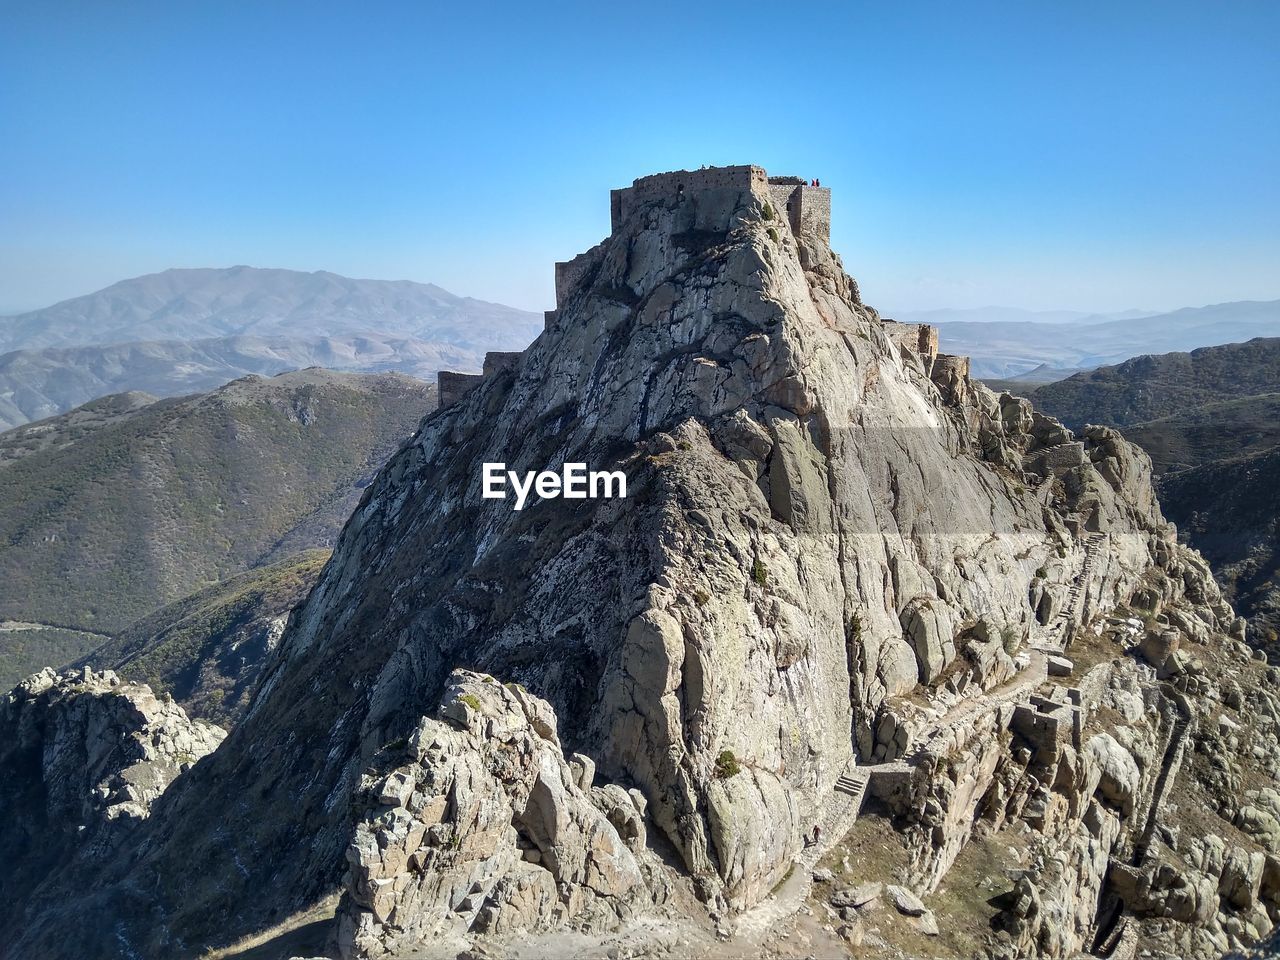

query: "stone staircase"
(1043, 532), (1107, 651)
(1129, 695), (1193, 866)
(732, 762), (871, 941)
(834, 769), (869, 804)
(1034, 474), (1057, 504)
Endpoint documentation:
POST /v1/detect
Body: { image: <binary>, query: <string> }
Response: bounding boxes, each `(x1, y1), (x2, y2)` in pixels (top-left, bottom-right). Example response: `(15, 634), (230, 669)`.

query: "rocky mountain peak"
(6, 167), (1263, 960)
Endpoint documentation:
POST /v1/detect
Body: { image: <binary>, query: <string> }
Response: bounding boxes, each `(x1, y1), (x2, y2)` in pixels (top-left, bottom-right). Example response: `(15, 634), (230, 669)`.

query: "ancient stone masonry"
(553, 244), (605, 309)
(1011, 688), (1086, 767)
(436, 370), (484, 409)
(765, 177), (831, 244)
(610, 164), (767, 230)
(881, 320), (940, 372)
(437, 351), (525, 409)
(482, 351), (522, 377)
(608, 165), (832, 244)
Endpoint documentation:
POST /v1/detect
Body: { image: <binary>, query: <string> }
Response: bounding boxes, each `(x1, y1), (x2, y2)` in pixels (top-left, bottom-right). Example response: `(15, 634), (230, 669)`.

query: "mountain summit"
(9, 167), (1274, 960)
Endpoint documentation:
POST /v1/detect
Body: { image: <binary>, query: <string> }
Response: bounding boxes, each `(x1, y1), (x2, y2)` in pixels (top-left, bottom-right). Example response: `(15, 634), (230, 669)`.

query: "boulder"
(831, 881), (882, 909)
(335, 670), (644, 959)
(1086, 733), (1140, 816)
(886, 883), (927, 917)
(901, 597), (957, 684)
(1220, 846), (1265, 910)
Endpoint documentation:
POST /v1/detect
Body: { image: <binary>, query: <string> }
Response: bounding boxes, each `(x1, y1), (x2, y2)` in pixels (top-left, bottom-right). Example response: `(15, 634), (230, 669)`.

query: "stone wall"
(1010, 692), (1084, 765)
(766, 183), (832, 244)
(482, 352), (522, 377)
(611, 165), (766, 230)
(1032, 441), (1088, 477)
(437, 352), (526, 410)
(553, 243), (604, 309)
(882, 321), (940, 365)
(796, 185), (831, 243)
(608, 166), (829, 243)
(436, 371), (484, 409)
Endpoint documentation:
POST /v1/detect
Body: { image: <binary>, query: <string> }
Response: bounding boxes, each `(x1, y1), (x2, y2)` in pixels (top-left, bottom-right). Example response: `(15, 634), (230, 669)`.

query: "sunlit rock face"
(6, 167), (1237, 958)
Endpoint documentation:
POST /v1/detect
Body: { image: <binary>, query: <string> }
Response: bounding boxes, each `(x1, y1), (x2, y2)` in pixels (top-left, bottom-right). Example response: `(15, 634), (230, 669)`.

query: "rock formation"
(0, 667), (224, 933)
(335, 669), (658, 957)
(4, 165), (1276, 960)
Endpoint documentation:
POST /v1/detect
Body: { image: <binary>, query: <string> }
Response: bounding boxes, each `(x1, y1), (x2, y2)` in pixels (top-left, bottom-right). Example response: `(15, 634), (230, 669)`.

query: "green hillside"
(1031, 337), (1280, 429)
(1124, 394), (1280, 474)
(79, 550), (330, 725)
(0, 369), (431, 645)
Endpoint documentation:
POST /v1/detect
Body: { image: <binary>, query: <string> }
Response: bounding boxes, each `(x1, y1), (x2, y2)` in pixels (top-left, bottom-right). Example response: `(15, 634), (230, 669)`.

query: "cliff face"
(5, 168), (1245, 957)
(0, 668), (224, 933)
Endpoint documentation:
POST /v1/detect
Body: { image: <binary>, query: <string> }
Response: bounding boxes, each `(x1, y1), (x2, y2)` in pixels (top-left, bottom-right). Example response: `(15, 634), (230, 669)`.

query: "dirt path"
(0, 619), (113, 642)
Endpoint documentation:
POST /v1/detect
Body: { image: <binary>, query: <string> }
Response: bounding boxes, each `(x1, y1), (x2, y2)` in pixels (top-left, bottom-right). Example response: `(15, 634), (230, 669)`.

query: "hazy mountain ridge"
(0, 266), (542, 430)
(0, 266), (542, 353)
(936, 300), (1280, 378)
(0, 332), (472, 431)
(895, 305), (1154, 326)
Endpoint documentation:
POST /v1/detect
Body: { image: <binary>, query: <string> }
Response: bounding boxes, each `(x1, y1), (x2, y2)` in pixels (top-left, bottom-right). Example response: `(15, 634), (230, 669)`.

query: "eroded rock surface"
(3, 165), (1271, 960)
(335, 669), (656, 957)
(0, 666), (224, 930)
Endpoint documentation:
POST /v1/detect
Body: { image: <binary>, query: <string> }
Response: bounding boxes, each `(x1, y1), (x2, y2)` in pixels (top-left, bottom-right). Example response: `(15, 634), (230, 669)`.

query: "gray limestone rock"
(1, 165), (1250, 959)
(335, 670), (645, 958)
(886, 883), (927, 917)
(1086, 733), (1141, 816)
(831, 881), (882, 909)
(0, 667), (224, 927)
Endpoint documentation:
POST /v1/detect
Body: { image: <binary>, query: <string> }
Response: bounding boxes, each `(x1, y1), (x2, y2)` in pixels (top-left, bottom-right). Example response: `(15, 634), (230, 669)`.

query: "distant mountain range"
(0, 267), (542, 429)
(4, 270), (1274, 429)
(930, 300), (1280, 379)
(0, 332), (476, 431)
(895, 305), (1154, 326)
(0, 266), (541, 353)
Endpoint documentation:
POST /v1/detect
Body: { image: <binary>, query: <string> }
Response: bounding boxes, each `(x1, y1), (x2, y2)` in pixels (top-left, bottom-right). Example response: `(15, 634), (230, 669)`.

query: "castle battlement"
(882, 320), (941, 372)
(608, 164), (831, 246)
(439, 167), (979, 418)
(541, 165), (837, 313)
(437, 350), (525, 409)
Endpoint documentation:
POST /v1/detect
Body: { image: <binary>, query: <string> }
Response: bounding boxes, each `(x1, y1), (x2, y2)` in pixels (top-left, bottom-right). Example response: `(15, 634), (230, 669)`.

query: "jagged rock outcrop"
(2, 165), (1259, 959)
(334, 669), (657, 957)
(0, 667), (224, 932)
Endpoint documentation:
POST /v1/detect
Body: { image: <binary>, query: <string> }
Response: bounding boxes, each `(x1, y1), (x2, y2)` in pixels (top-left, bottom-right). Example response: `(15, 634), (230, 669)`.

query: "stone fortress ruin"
(437, 165), (969, 407)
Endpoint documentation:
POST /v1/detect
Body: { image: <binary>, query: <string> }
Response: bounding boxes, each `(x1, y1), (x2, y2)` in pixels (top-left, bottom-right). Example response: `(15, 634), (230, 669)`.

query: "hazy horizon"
(3, 2), (1278, 317)
(2, 262), (1276, 324)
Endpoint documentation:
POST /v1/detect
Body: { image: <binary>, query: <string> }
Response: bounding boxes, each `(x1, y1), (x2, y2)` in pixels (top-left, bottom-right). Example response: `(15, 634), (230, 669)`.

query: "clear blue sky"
(2, 0), (1277, 315)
